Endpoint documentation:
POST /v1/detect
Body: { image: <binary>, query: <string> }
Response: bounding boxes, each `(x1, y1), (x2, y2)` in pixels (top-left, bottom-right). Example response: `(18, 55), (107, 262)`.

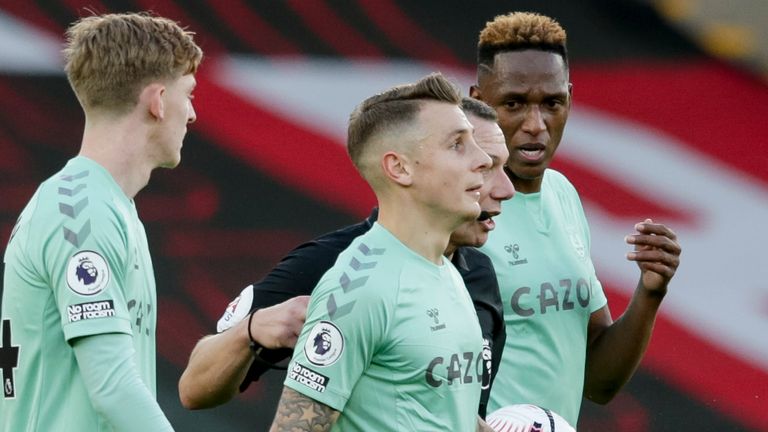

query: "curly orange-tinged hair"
(477, 12), (568, 68)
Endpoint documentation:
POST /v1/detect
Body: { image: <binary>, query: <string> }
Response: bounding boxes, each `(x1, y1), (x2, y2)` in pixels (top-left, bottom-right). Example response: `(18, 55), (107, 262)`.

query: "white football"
(486, 404), (576, 432)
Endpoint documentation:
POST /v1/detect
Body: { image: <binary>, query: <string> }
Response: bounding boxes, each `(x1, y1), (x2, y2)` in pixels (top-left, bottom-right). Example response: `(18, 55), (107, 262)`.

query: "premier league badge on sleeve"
(66, 250), (110, 296)
(304, 320), (344, 367)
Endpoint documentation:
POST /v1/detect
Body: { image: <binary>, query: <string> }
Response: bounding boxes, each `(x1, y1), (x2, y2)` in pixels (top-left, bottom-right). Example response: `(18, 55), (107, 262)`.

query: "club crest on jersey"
(304, 320), (343, 367)
(66, 251), (109, 296)
(566, 227), (586, 259)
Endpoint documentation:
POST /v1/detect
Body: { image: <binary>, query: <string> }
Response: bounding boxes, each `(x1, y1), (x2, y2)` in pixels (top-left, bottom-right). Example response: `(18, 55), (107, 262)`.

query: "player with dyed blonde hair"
(1, 12), (201, 431)
(471, 11), (682, 427)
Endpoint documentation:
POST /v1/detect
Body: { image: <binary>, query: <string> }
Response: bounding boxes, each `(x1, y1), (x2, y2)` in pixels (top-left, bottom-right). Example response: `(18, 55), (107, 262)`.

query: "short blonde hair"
(477, 12), (568, 70)
(63, 12), (203, 113)
(347, 73), (461, 180)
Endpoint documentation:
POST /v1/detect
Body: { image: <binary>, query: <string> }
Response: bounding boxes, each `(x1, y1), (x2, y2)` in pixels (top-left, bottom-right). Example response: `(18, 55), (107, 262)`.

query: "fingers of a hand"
(291, 296), (309, 321)
(626, 234), (681, 255)
(285, 334), (299, 348)
(634, 221), (678, 241)
(627, 249), (680, 269)
(638, 261), (676, 279)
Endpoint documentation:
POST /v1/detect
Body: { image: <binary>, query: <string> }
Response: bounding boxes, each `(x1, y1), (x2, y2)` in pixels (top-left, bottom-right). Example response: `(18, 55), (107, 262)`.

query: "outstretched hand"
(625, 219), (681, 295)
(250, 295), (310, 349)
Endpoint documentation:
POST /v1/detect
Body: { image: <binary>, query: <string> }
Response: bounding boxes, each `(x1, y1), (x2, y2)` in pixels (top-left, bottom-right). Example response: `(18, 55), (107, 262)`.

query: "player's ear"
(142, 83), (166, 121)
(469, 85), (482, 100)
(381, 151), (413, 186)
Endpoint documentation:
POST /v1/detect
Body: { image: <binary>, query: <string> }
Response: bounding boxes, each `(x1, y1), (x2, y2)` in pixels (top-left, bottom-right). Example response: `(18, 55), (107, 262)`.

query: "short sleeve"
(43, 200), (133, 341)
(283, 268), (390, 411)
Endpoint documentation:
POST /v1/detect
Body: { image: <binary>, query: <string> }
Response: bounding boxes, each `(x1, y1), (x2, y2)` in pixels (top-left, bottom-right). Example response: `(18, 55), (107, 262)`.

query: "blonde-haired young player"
(472, 12), (682, 427)
(1, 12), (201, 431)
(270, 73), (495, 431)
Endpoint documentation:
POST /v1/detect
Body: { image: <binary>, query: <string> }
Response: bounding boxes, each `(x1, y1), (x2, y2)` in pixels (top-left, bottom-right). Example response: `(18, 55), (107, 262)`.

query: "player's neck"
(377, 203), (454, 265)
(79, 116), (153, 199)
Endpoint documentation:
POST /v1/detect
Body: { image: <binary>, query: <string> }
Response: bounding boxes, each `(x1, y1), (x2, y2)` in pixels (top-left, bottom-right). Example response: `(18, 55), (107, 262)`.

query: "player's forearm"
(72, 334), (174, 431)
(270, 387), (340, 432)
(178, 319), (254, 409)
(584, 280), (664, 403)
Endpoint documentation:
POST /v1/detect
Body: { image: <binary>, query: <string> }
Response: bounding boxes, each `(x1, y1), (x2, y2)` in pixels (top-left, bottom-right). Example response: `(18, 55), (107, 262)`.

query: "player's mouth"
(477, 211), (497, 231)
(517, 143), (546, 162)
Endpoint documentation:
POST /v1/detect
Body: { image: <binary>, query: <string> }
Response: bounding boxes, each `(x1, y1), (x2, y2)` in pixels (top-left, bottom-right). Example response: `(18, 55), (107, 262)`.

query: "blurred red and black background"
(1, 1), (767, 430)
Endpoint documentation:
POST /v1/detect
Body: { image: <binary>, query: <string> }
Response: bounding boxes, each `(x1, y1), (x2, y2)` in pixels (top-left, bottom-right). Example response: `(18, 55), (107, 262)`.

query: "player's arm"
(179, 232), (356, 409)
(72, 333), (173, 431)
(178, 295), (308, 409)
(270, 387), (340, 432)
(584, 220), (681, 403)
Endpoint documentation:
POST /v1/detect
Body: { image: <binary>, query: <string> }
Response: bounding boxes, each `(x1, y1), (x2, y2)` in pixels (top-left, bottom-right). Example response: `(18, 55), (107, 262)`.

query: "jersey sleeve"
(40, 199), (133, 341)
(283, 266), (391, 412)
(72, 333), (173, 431)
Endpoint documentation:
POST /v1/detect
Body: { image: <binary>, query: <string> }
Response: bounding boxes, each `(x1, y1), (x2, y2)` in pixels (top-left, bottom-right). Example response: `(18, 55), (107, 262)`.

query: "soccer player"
(179, 97), (514, 421)
(0, 12), (202, 431)
(267, 73), (493, 431)
(470, 12), (682, 427)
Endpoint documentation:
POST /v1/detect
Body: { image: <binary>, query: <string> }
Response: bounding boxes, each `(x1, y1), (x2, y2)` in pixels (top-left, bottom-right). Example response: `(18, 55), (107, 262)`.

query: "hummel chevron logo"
(358, 243), (384, 256)
(339, 272), (368, 293)
(59, 198), (89, 219)
(349, 257), (376, 271)
(326, 293), (355, 320)
(58, 183), (87, 197)
(63, 220), (91, 247)
(60, 170), (89, 182)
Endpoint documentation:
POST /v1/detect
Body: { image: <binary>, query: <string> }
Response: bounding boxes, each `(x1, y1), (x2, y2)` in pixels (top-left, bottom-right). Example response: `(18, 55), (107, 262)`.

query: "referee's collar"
(451, 247), (469, 272)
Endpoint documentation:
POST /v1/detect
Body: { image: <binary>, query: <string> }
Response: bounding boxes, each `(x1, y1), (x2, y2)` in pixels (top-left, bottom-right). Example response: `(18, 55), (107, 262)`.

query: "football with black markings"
(486, 404), (575, 432)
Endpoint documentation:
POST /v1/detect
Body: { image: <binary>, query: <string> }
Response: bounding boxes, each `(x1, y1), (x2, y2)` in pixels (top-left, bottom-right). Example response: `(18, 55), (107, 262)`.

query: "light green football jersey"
(285, 223), (484, 432)
(480, 169), (607, 426)
(1, 156), (158, 431)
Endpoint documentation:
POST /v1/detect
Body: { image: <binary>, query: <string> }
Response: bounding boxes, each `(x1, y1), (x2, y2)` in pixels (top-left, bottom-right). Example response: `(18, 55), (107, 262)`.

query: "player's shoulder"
(24, 164), (120, 231)
(544, 168), (578, 193)
(312, 227), (397, 294)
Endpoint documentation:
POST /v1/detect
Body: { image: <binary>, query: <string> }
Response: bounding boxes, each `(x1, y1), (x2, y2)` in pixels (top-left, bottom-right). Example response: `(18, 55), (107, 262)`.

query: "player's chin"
(473, 231), (490, 247)
(159, 154), (182, 169)
(465, 229), (488, 248)
(452, 226), (487, 249)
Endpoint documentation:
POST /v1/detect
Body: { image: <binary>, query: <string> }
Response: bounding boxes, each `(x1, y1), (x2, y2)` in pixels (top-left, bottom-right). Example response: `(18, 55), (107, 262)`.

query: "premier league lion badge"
(304, 320), (344, 367)
(66, 250), (110, 296)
